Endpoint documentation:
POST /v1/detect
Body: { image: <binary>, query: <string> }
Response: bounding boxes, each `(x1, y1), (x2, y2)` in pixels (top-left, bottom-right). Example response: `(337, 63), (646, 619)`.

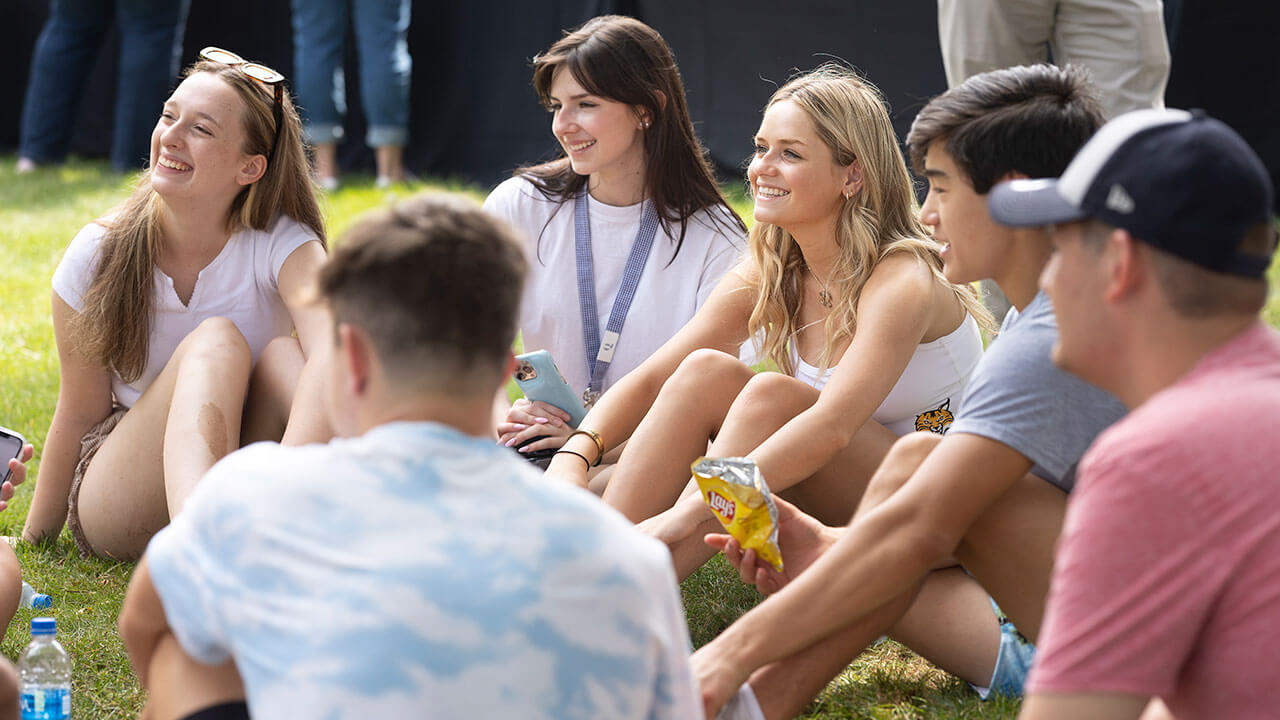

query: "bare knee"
(664, 349), (753, 400)
(863, 432), (945, 506)
(180, 317), (252, 370)
(731, 371), (816, 425)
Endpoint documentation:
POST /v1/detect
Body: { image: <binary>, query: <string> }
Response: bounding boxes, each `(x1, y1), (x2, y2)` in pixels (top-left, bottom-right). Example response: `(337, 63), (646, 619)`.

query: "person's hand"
(496, 399), (573, 454)
(691, 636), (752, 720)
(704, 495), (838, 595)
(3, 444), (34, 513)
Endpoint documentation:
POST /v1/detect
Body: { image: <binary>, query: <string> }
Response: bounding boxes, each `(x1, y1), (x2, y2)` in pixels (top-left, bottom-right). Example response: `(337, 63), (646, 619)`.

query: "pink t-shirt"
(1029, 322), (1280, 719)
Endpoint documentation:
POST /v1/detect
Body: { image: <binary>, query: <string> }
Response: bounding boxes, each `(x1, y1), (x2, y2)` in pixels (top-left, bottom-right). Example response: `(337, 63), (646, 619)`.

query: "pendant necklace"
(812, 267), (835, 308)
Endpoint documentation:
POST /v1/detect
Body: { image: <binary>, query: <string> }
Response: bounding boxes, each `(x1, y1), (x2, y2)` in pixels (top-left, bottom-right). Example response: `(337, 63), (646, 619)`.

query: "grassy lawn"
(1, 158), (1276, 719)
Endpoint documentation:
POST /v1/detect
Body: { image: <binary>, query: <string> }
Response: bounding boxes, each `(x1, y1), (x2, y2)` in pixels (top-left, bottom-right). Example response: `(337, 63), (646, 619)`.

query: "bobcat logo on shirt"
(914, 398), (954, 435)
(706, 490), (736, 523)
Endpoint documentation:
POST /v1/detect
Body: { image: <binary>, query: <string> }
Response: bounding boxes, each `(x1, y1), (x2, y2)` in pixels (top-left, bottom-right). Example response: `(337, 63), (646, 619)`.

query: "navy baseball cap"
(989, 108), (1275, 278)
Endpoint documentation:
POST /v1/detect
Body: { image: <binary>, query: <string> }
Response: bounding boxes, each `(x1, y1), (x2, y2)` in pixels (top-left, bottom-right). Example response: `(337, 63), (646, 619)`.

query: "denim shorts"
(972, 597), (1036, 700)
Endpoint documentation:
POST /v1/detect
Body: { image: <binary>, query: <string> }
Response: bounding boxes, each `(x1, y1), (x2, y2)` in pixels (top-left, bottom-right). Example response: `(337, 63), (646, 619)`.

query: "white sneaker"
(375, 175), (394, 190)
(318, 176), (339, 193)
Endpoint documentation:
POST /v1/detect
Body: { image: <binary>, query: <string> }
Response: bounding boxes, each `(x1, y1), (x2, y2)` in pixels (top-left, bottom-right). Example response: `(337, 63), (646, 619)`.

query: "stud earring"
(643, 120), (651, 129)
(843, 189), (853, 199)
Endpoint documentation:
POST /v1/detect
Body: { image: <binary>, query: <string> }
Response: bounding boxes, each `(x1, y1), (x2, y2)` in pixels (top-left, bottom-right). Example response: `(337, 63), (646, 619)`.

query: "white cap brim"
(989, 178), (1088, 227)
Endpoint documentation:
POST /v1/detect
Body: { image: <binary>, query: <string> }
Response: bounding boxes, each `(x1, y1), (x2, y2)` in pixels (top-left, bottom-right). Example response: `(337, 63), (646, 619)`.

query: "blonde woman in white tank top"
(546, 65), (992, 581)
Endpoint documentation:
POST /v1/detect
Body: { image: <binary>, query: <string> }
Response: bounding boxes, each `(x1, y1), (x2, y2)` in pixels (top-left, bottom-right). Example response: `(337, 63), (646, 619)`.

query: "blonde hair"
(71, 60), (326, 382)
(748, 64), (992, 375)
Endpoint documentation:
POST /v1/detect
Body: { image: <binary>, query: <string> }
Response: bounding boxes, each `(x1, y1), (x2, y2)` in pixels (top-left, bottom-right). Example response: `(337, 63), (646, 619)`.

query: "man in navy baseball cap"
(991, 109), (1280, 720)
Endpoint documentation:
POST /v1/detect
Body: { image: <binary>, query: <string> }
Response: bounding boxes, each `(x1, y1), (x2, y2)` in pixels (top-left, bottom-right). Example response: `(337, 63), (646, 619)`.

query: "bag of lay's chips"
(692, 456), (783, 572)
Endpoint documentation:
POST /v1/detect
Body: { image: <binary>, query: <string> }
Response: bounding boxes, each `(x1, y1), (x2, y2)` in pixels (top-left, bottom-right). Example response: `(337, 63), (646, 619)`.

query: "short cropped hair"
(907, 64), (1104, 193)
(1149, 222), (1277, 317)
(317, 193), (527, 391)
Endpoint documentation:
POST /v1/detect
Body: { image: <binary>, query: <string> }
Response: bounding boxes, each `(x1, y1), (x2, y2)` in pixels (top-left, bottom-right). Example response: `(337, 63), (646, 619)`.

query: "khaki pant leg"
(1054, 0), (1171, 118)
(937, 0), (1055, 88)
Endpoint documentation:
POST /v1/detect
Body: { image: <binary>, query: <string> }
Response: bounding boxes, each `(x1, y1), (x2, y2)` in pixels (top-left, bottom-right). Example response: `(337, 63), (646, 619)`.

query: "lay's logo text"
(707, 490), (736, 522)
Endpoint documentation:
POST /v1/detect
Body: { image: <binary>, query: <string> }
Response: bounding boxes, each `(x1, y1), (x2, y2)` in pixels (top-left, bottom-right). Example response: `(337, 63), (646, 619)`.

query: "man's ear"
(338, 323), (373, 396)
(998, 170), (1031, 182)
(1104, 228), (1146, 302)
(843, 158), (864, 198)
(237, 154), (268, 186)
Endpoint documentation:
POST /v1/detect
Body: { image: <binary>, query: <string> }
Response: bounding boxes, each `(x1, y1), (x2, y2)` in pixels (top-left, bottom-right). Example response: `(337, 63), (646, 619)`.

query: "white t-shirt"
(51, 215), (318, 407)
(145, 421), (701, 719)
(484, 175), (744, 396)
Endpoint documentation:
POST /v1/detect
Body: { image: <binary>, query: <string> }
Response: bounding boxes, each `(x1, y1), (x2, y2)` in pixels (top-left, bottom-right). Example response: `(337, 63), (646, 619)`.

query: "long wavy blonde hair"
(749, 64), (991, 375)
(71, 59), (325, 383)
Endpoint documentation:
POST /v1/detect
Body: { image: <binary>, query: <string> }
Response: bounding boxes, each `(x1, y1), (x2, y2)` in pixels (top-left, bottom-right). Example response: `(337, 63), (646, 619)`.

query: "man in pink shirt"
(990, 108), (1280, 719)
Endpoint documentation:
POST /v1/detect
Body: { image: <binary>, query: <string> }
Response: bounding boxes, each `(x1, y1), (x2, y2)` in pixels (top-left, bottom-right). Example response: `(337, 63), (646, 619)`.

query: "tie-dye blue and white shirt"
(146, 421), (701, 719)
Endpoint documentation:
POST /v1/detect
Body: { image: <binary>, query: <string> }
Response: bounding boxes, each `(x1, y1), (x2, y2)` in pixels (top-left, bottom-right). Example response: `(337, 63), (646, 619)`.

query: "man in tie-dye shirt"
(118, 194), (700, 720)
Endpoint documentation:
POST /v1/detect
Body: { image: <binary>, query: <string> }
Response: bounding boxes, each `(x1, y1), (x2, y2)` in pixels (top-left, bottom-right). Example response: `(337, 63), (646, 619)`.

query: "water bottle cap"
(31, 617), (55, 635)
(32, 594), (52, 610)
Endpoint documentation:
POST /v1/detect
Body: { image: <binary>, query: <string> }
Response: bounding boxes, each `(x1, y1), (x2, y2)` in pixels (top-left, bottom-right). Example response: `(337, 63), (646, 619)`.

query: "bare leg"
(603, 349), (755, 523)
(375, 144), (404, 183)
(241, 336), (304, 445)
(0, 657), (16, 720)
(655, 372), (897, 579)
(279, 341), (333, 446)
(955, 469), (1067, 642)
(143, 633), (244, 720)
(77, 318), (252, 560)
(313, 142), (338, 187)
(0, 544), (19, 641)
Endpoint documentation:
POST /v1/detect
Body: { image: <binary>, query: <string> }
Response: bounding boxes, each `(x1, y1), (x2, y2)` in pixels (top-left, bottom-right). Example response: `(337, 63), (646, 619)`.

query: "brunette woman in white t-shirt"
(485, 16), (746, 479)
(22, 50), (331, 560)
(548, 65), (994, 578)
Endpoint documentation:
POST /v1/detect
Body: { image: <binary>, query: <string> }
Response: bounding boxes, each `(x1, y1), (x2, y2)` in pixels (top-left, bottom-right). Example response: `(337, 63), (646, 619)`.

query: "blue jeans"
(290, 0), (412, 148)
(18, 0), (190, 171)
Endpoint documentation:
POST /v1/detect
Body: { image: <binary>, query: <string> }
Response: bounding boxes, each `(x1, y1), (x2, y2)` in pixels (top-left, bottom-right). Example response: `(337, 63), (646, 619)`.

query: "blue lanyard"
(574, 185), (660, 405)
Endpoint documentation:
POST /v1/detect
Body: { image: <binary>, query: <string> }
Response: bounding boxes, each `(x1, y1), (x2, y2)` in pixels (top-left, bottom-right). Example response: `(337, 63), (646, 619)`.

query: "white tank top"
(792, 313), (984, 436)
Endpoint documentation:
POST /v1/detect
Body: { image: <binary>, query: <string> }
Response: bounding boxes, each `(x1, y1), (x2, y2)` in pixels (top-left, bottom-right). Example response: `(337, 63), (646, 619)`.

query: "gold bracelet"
(568, 429), (604, 467)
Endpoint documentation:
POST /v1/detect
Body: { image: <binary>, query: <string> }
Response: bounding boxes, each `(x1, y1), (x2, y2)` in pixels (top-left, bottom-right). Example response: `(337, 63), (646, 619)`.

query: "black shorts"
(182, 701), (249, 720)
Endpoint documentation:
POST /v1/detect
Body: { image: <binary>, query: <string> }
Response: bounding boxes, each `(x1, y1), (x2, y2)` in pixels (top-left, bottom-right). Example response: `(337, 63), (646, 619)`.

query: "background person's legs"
(112, 0), (191, 172)
(291, 0), (349, 187)
(352, 0), (411, 185)
(1054, 0), (1170, 119)
(17, 0), (112, 169)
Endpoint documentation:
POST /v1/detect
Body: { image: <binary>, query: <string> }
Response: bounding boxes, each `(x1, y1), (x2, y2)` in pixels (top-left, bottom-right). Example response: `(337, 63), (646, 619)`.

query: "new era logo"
(1106, 184), (1135, 214)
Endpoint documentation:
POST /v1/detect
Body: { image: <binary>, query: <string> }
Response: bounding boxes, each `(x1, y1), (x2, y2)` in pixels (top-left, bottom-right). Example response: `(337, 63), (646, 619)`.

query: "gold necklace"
(811, 267), (835, 308)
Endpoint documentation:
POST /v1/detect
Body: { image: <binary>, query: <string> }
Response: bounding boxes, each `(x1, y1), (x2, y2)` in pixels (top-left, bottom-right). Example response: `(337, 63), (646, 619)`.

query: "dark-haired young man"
(993, 109), (1280, 720)
(117, 194), (701, 719)
(693, 64), (1125, 719)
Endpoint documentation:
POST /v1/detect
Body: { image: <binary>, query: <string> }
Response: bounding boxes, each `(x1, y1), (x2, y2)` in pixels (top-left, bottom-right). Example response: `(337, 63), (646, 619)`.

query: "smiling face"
(920, 141), (1014, 285)
(547, 66), (647, 197)
(149, 72), (264, 204)
(747, 100), (853, 236)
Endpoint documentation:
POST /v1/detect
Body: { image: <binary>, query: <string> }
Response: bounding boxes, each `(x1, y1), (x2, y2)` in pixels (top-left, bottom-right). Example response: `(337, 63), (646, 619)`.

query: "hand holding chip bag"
(691, 456), (783, 572)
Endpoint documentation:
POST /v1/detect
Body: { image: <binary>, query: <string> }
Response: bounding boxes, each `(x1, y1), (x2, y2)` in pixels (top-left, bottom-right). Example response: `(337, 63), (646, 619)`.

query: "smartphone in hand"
(0, 426), (25, 485)
(513, 350), (588, 429)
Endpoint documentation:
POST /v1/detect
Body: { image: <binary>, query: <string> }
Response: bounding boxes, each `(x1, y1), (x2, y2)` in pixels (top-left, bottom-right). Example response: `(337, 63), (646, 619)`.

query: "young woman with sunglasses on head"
(21, 49), (330, 560)
(548, 65), (992, 577)
(484, 16), (747, 483)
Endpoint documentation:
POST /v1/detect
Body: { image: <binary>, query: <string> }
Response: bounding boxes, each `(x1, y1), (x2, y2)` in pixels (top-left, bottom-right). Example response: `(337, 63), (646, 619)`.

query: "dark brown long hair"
(71, 59), (326, 383)
(519, 15), (745, 260)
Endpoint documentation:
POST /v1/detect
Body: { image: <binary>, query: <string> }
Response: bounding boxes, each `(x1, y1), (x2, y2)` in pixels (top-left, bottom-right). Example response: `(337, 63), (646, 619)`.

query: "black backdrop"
(5, 0), (1278, 199)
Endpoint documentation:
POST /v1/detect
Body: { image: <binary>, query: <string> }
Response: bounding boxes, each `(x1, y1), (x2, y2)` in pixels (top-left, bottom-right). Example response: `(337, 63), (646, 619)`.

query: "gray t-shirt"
(949, 292), (1126, 492)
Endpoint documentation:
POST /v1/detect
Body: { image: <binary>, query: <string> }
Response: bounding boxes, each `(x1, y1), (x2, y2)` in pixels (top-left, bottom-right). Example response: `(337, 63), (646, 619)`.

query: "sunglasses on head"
(199, 46), (286, 162)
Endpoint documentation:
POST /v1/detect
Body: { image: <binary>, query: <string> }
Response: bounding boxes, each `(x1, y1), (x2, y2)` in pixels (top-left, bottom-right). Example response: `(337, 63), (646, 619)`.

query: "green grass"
(1, 158), (1277, 719)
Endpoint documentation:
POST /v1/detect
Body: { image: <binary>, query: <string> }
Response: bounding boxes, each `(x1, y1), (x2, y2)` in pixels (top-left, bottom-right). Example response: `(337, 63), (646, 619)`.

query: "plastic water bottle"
(18, 618), (71, 720)
(19, 583), (51, 610)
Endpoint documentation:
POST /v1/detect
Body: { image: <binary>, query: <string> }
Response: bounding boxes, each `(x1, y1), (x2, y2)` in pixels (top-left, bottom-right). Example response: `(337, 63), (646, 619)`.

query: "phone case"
(513, 350), (588, 428)
(0, 426), (25, 485)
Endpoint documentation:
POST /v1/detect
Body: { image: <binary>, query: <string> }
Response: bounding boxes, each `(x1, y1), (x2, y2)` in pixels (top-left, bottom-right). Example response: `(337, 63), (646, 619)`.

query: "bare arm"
(545, 260), (758, 486)
(748, 254), (946, 491)
(22, 293), (113, 543)
(118, 558), (169, 689)
(276, 241), (333, 445)
(695, 433), (1033, 698)
(1020, 692), (1150, 720)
